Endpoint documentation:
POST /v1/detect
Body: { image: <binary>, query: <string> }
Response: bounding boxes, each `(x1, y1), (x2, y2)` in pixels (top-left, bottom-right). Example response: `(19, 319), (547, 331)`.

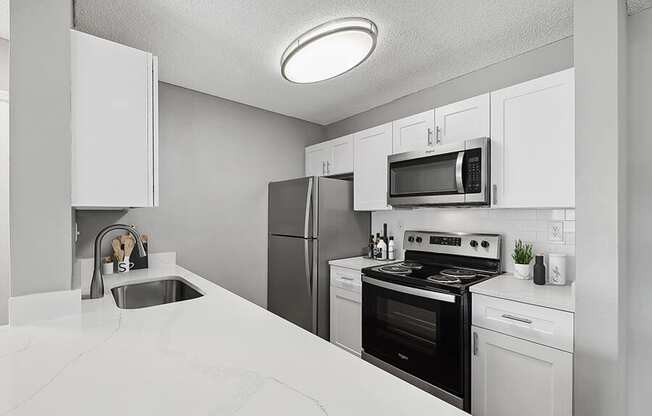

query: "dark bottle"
(533, 255), (546, 285)
(367, 235), (375, 258)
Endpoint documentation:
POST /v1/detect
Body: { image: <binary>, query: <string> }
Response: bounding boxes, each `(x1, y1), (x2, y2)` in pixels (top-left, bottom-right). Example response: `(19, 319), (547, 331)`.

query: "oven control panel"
(430, 236), (462, 246)
(403, 231), (501, 260)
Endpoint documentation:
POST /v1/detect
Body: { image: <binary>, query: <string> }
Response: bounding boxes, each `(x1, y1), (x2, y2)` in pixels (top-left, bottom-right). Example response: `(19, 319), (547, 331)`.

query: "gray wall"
(10, 0), (73, 297)
(325, 37), (573, 139)
(76, 83), (324, 307)
(626, 7), (652, 415)
(574, 1), (628, 415)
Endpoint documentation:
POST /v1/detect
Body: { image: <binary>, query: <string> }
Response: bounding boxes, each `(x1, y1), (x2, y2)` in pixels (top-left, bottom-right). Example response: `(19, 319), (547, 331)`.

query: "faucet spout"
(89, 224), (146, 299)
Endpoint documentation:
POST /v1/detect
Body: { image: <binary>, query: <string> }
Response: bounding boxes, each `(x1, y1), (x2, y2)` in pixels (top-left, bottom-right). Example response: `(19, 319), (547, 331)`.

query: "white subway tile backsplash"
(372, 208), (575, 282)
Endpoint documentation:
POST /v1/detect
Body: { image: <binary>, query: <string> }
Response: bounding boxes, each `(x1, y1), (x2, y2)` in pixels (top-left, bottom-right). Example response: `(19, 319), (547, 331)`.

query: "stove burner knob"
(470, 240), (478, 248)
(415, 237), (423, 243)
(408, 236), (415, 243)
(481, 240), (490, 248)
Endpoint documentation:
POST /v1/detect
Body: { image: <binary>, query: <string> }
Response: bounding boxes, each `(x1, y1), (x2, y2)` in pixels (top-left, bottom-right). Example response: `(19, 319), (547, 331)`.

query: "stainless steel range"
(361, 231), (502, 412)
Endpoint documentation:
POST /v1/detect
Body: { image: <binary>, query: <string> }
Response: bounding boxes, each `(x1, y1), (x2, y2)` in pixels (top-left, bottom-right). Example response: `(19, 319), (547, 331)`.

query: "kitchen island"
(0, 264), (467, 416)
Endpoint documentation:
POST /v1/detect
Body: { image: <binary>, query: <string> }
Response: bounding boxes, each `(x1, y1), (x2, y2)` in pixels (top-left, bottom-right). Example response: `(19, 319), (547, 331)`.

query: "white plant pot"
(514, 263), (532, 280)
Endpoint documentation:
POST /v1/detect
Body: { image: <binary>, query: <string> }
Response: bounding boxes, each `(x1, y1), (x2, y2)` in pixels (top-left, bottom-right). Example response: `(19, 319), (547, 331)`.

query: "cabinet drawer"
(472, 294), (573, 352)
(330, 266), (362, 293)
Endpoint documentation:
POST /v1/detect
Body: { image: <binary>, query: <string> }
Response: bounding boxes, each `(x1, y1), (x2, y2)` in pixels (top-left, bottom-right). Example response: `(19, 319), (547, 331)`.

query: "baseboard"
(9, 289), (81, 326)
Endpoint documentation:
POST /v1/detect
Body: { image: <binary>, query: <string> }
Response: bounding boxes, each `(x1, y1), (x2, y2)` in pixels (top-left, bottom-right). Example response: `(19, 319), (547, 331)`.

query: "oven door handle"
(455, 151), (465, 194)
(362, 276), (456, 303)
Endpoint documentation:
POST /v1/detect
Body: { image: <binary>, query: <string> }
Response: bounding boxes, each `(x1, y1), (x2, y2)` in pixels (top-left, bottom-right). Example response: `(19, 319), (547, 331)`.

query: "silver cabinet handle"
(427, 128), (433, 146)
(473, 332), (478, 356)
(501, 314), (533, 324)
(435, 126), (442, 144)
(321, 161), (326, 176)
(339, 276), (354, 281)
(492, 184), (498, 205)
(326, 161), (331, 175)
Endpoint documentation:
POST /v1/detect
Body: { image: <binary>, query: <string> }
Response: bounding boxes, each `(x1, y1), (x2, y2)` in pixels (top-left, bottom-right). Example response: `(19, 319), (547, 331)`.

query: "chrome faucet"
(89, 224), (147, 299)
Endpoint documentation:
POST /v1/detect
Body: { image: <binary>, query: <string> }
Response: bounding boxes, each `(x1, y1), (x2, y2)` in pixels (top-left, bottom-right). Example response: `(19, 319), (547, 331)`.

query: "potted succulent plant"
(512, 240), (534, 279)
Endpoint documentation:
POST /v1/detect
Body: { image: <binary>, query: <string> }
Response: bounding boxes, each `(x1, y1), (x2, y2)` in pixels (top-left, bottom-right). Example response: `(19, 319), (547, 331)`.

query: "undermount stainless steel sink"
(111, 277), (203, 310)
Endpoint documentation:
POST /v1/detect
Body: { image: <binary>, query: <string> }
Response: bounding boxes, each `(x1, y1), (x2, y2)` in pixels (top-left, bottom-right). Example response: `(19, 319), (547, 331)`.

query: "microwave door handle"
(455, 151), (465, 193)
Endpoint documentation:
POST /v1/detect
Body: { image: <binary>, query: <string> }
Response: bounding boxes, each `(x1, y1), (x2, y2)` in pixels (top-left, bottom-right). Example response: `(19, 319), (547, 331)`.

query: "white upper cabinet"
(392, 110), (435, 153)
(435, 93), (490, 145)
(305, 135), (354, 177)
(354, 123), (393, 211)
(330, 135), (354, 175)
(490, 69), (575, 208)
(305, 142), (331, 177)
(71, 30), (159, 208)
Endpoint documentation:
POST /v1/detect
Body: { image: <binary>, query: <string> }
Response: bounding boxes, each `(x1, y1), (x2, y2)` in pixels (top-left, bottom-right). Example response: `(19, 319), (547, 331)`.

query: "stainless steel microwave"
(388, 137), (490, 206)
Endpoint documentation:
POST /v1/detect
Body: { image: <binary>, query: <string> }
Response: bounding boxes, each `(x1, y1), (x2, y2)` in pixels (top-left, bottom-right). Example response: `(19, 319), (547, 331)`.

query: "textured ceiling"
(627, 0), (652, 15)
(75, 0), (572, 125)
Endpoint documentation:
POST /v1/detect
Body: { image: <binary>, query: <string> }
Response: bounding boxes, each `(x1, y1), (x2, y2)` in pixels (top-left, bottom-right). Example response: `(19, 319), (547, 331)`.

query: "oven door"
(362, 276), (464, 406)
(387, 137), (489, 206)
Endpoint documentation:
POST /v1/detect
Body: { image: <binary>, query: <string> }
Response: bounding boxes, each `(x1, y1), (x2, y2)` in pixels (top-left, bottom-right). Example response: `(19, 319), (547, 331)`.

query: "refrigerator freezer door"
(268, 234), (316, 333)
(268, 177), (314, 238)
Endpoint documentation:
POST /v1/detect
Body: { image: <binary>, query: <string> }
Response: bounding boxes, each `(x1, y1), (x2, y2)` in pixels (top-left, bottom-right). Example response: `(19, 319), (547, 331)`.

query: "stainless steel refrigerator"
(268, 176), (370, 340)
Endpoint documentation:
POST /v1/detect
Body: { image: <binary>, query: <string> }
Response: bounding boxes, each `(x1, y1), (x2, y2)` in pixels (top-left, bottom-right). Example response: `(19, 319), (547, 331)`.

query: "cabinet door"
(392, 110), (435, 153)
(472, 326), (573, 416)
(435, 93), (490, 145)
(354, 123), (393, 211)
(490, 69), (575, 208)
(330, 135), (354, 175)
(305, 143), (330, 177)
(71, 30), (157, 208)
(330, 285), (362, 356)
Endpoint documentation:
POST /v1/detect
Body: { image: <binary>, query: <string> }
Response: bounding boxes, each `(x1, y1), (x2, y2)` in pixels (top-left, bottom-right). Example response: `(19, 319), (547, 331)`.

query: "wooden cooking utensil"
(124, 238), (135, 259)
(111, 239), (122, 261)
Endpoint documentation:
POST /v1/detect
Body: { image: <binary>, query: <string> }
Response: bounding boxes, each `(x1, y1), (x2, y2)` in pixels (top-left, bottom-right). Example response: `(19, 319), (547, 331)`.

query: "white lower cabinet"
(471, 292), (574, 416)
(329, 266), (362, 356)
(471, 326), (573, 416)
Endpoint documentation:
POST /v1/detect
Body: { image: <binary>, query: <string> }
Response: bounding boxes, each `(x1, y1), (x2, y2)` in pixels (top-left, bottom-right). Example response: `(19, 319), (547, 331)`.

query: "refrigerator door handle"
(304, 177), (313, 238)
(304, 239), (312, 296)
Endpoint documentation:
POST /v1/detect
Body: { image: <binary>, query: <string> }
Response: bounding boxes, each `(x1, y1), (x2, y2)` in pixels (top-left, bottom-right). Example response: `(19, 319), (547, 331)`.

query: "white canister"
(548, 253), (567, 285)
(102, 261), (114, 275)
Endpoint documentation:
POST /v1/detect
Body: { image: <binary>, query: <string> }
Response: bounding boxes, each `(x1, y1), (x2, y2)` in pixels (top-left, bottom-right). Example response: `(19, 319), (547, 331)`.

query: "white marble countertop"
(0, 264), (467, 416)
(328, 256), (400, 271)
(471, 274), (575, 312)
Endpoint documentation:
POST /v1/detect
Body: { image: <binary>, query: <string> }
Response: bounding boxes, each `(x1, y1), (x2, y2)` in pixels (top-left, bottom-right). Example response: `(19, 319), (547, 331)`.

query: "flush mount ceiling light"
(281, 17), (378, 84)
